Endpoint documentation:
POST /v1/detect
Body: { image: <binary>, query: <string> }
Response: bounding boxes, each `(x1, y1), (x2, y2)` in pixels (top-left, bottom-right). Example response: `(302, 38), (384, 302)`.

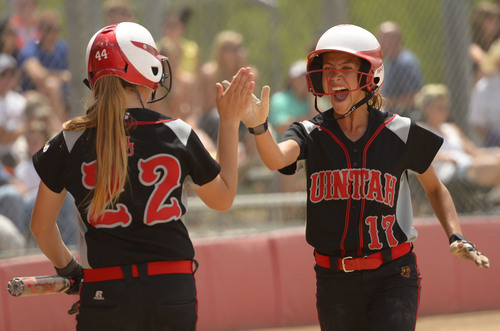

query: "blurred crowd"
(1, 0), (500, 255)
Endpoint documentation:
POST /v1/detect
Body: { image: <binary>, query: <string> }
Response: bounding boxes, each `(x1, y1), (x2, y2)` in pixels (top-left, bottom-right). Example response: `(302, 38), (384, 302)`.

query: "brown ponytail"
(368, 93), (383, 109)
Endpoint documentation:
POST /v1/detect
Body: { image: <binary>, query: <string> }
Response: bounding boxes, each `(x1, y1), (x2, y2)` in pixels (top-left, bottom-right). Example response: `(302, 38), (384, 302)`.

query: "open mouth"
(333, 87), (349, 102)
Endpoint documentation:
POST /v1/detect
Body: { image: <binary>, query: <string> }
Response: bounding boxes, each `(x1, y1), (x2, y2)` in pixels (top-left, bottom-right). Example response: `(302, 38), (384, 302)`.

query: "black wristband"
(449, 233), (466, 245)
(248, 118), (268, 135)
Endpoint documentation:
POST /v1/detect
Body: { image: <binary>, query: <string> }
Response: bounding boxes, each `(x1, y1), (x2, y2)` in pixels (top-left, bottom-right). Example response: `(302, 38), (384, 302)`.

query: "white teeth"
(332, 86), (347, 91)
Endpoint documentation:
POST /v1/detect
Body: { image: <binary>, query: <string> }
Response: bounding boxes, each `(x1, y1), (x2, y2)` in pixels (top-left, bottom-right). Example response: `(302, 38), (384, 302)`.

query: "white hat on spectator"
(288, 60), (307, 79)
(0, 54), (17, 74)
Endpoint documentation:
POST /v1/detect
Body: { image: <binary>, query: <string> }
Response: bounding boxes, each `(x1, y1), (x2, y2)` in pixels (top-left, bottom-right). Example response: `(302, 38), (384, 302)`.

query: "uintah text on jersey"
(309, 169), (397, 207)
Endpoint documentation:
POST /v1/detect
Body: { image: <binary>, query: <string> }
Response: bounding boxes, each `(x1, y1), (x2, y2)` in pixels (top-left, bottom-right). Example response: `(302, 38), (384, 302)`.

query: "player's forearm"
(215, 120), (240, 200)
(30, 183), (73, 268)
(425, 182), (462, 238)
(31, 222), (73, 269)
(255, 131), (294, 171)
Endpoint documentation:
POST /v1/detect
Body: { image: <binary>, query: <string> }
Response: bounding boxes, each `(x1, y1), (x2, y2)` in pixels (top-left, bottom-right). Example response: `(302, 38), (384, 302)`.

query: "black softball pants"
(315, 251), (421, 331)
(76, 269), (197, 331)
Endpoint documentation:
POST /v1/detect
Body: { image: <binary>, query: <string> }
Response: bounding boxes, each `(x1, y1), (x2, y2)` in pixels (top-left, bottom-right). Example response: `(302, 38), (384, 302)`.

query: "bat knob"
(7, 278), (25, 297)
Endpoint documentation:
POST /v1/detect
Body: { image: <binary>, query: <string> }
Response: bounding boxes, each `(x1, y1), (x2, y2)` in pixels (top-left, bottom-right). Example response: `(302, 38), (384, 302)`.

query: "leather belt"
(314, 242), (412, 272)
(83, 260), (194, 283)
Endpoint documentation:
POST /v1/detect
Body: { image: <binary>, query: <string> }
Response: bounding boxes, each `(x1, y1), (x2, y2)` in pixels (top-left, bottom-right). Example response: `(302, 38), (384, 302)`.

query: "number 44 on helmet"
(84, 22), (172, 103)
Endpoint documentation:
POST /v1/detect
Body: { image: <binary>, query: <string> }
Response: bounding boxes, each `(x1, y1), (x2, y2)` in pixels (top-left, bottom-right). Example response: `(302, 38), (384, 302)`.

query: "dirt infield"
(415, 310), (500, 331)
(247, 309), (500, 331)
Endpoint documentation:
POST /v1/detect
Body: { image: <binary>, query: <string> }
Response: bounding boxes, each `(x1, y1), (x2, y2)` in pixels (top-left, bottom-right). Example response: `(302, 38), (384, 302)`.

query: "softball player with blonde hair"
(30, 22), (254, 330)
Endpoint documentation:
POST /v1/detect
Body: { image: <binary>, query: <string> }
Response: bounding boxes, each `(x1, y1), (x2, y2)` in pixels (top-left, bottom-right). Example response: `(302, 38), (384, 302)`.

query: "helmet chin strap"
(314, 86), (379, 120)
(334, 87), (377, 120)
(135, 87), (146, 109)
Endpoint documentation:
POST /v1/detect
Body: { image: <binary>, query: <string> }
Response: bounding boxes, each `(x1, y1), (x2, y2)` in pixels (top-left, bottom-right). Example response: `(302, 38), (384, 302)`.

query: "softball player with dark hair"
(240, 24), (490, 330)
(30, 22), (254, 330)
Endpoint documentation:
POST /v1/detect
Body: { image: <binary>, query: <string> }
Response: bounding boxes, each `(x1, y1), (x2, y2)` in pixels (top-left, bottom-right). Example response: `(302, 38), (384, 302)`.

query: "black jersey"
(280, 107), (443, 257)
(33, 108), (221, 268)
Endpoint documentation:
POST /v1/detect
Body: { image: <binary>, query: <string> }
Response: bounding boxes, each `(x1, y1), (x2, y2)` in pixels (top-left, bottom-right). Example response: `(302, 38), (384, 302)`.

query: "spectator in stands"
(469, 1), (500, 83)
(14, 120), (50, 194)
(0, 16), (20, 59)
(23, 90), (60, 137)
(103, 0), (135, 25)
(198, 30), (262, 190)
(198, 30), (256, 144)
(158, 6), (200, 76)
(151, 39), (216, 155)
(469, 38), (500, 147)
(10, 0), (39, 51)
(269, 59), (312, 140)
(154, 39), (195, 120)
(2, 79), (78, 247)
(417, 84), (500, 193)
(0, 160), (26, 237)
(17, 10), (70, 124)
(0, 214), (26, 255)
(0, 54), (26, 170)
(15, 119), (79, 247)
(377, 21), (424, 120)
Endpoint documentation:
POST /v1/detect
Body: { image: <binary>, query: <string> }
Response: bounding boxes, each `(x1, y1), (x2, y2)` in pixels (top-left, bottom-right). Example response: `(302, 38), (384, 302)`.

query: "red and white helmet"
(306, 24), (384, 96)
(86, 22), (166, 90)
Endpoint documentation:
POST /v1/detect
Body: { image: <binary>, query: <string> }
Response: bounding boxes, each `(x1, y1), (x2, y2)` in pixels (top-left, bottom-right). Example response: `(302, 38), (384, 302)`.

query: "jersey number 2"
(82, 154), (182, 228)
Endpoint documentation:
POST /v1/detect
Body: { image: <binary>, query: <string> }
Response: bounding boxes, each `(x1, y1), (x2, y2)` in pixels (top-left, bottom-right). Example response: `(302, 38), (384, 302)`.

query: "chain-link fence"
(0, 0), (498, 255)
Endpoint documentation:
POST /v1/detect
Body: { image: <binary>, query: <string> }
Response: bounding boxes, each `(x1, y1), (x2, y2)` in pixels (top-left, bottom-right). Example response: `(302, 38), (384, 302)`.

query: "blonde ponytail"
(64, 76), (129, 221)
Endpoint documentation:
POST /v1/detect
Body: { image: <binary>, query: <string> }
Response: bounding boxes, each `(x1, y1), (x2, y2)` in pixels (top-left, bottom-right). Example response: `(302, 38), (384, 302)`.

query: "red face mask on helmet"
(306, 24), (384, 97)
(85, 22), (169, 92)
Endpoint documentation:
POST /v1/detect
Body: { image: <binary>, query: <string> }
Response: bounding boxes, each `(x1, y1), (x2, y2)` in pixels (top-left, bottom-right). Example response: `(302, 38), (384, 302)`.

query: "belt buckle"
(341, 256), (354, 272)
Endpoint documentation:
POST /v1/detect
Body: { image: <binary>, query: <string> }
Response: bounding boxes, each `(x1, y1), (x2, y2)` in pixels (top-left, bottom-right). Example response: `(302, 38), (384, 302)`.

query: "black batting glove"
(55, 256), (83, 295)
(449, 233), (490, 268)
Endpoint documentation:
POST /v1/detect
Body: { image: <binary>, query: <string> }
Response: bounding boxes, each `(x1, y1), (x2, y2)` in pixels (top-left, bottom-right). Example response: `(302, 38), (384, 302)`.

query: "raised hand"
(222, 80), (270, 129)
(216, 67), (255, 124)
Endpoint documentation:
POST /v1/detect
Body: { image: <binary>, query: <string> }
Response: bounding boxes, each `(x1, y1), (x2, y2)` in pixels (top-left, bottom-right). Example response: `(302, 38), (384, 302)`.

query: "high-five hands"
(222, 79), (270, 129)
(216, 67), (255, 123)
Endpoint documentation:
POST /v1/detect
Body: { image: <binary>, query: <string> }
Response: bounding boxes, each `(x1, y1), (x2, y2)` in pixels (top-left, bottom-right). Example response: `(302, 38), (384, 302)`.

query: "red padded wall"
(1, 216), (498, 330)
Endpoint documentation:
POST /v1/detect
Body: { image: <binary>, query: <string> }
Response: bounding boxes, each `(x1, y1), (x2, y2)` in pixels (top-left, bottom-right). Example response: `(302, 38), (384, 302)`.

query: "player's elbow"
(262, 158), (284, 171)
(211, 203), (233, 212)
(196, 186), (235, 211)
(207, 195), (234, 211)
(261, 159), (276, 171)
